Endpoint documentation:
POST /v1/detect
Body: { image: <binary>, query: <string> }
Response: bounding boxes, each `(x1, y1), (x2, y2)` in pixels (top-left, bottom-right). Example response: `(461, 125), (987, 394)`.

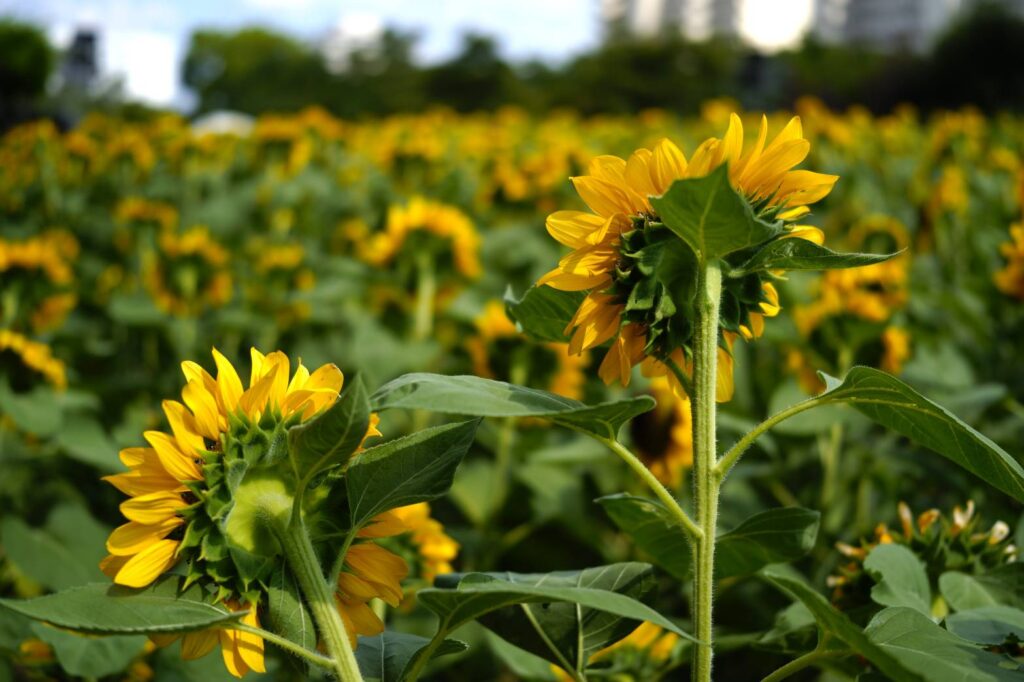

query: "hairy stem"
(280, 520), (363, 681)
(691, 260), (722, 682)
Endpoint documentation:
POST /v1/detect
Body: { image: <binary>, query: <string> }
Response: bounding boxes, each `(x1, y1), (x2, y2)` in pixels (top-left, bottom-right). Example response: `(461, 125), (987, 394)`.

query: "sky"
(0, 0), (813, 109)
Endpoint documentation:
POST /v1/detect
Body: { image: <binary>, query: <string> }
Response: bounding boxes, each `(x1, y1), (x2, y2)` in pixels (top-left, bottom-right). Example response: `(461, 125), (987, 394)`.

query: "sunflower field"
(1, 98), (1023, 682)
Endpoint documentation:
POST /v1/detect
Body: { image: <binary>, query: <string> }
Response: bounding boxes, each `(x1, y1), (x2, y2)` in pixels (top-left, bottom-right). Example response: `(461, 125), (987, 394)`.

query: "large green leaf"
(597, 494), (691, 580)
(940, 566), (1024, 611)
(264, 568), (315, 651)
(354, 631), (466, 682)
(761, 566), (919, 681)
(716, 507), (820, 578)
(729, 237), (896, 276)
(416, 563), (693, 674)
(649, 165), (781, 261)
(346, 420), (480, 529)
(946, 606), (1024, 646)
(817, 367), (1024, 502)
(505, 285), (584, 344)
(30, 623), (148, 678)
(866, 607), (1023, 679)
(0, 579), (242, 635)
(863, 545), (931, 616)
(287, 376), (370, 483)
(1, 504), (109, 591)
(370, 373), (654, 440)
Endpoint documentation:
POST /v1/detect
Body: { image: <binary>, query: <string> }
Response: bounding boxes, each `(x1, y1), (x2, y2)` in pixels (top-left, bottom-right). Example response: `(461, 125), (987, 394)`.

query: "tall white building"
(601, 0), (741, 41)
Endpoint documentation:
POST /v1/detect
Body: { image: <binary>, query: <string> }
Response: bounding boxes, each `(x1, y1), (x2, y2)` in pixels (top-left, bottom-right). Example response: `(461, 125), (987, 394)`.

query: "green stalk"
(690, 260), (722, 682)
(280, 519), (363, 682)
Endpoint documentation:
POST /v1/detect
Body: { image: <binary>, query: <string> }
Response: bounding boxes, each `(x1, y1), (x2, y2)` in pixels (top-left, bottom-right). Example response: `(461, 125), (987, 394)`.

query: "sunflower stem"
(280, 519), (363, 682)
(691, 259), (722, 682)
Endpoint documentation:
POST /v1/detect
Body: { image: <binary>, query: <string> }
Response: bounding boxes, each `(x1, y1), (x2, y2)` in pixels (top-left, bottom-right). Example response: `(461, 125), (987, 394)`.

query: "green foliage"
(371, 373), (655, 439)
(597, 494), (691, 579)
(817, 367), (1024, 501)
(354, 632), (466, 682)
(345, 419), (480, 529)
(715, 507), (820, 578)
(0, 579), (243, 635)
(650, 166), (781, 262)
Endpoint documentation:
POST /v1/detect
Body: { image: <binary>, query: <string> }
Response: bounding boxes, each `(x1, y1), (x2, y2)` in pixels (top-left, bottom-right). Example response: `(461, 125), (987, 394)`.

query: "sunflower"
(100, 348), (392, 676)
(629, 377), (693, 488)
(142, 225), (232, 317)
(467, 301), (587, 400)
(538, 113), (837, 400)
(995, 221), (1024, 299)
(391, 502), (460, 582)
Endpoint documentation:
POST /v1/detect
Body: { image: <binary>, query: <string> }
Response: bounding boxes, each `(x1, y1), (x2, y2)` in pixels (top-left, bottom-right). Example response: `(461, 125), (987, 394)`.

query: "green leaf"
(55, 414), (121, 472)
(716, 507), (820, 578)
(287, 375), (370, 483)
(596, 494), (691, 580)
(945, 606), (1024, 646)
(863, 545), (932, 616)
(0, 579), (242, 635)
(649, 165), (781, 261)
(1, 504), (109, 591)
(761, 566), (919, 681)
(866, 607), (1023, 680)
(346, 420), (480, 530)
(940, 566), (1024, 611)
(417, 563), (693, 674)
(371, 373), (655, 440)
(505, 285), (584, 344)
(354, 631), (466, 682)
(30, 623), (148, 678)
(264, 568), (315, 651)
(729, 237), (897, 276)
(818, 367), (1024, 502)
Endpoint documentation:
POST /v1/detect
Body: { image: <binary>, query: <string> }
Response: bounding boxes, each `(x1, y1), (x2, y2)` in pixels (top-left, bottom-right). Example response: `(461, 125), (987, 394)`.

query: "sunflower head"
(537, 113), (841, 397)
(100, 348), (399, 674)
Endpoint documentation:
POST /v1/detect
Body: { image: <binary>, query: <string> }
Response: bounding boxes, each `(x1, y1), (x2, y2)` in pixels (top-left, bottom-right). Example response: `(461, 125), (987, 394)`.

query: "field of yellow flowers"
(1, 99), (1023, 681)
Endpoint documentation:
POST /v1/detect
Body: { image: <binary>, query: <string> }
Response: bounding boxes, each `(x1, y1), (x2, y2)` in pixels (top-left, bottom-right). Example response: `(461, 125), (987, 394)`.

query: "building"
(601, 0), (741, 41)
(813, 0), (1024, 53)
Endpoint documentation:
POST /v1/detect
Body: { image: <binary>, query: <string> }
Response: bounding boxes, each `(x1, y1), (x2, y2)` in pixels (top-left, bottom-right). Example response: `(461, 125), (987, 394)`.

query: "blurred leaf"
(649, 165), (781, 261)
(346, 420), (480, 529)
(730, 238), (896, 275)
(596, 494), (691, 580)
(818, 367), (1024, 502)
(419, 563), (691, 673)
(371, 373), (655, 439)
(288, 376), (370, 483)
(0, 579), (242, 635)
(30, 623), (148, 678)
(505, 285), (584, 343)
(863, 545), (931, 615)
(1, 504), (109, 591)
(0, 382), (61, 436)
(945, 606), (1024, 646)
(55, 414), (120, 472)
(761, 566), (918, 681)
(716, 507), (820, 578)
(865, 607), (1023, 679)
(354, 631), (466, 682)
(939, 566), (1024, 611)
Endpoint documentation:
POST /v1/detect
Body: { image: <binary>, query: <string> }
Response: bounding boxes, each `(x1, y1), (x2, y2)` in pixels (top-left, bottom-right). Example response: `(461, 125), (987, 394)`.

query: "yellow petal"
(145, 431), (201, 482)
(120, 490), (187, 524)
(107, 518), (183, 555)
(114, 539), (179, 587)
(212, 348), (243, 414)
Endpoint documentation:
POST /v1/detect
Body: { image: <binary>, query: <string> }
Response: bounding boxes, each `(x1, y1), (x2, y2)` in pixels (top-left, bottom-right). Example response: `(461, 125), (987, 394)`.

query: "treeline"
(180, 2), (1024, 118)
(3, 2), (1024, 125)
